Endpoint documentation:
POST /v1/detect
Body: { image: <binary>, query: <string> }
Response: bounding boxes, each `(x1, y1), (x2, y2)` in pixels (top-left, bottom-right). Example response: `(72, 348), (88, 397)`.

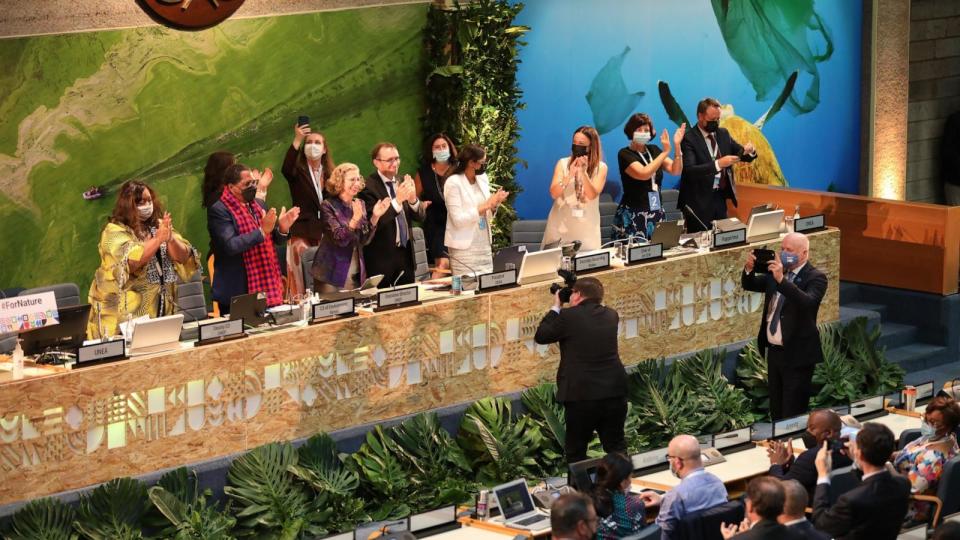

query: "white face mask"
(137, 203), (153, 221)
(633, 131), (652, 146)
(304, 143), (324, 161)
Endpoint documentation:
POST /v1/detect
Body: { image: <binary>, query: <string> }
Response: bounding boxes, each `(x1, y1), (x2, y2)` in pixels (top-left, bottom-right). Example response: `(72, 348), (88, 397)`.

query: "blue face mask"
(780, 251), (799, 269)
(920, 421), (938, 439)
(432, 149), (450, 163)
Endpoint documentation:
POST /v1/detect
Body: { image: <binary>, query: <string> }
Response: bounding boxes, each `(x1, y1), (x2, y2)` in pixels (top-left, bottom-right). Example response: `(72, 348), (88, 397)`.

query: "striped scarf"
(219, 186), (284, 307)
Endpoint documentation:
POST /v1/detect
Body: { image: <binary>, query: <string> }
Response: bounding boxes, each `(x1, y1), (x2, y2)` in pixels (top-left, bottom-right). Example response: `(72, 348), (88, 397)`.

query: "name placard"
(311, 298), (356, 322)
(376, 285), (420, 312)
(773, 413), (808, 438)
(574, 251), (611, 273)
(711, 228), (747, 250)
(77, 339), (126, 366)
(409, 505), (457, 532)
(631, 446), (668, 471)
(851, 394), (885, 419)
(713, 427), (751, 451)
(197, 318), (245, 345)
(794, 214), (825, 233)
(916, 380), (935, 401)
(477, 269), (518, 293)
(627, 243), (664, 265)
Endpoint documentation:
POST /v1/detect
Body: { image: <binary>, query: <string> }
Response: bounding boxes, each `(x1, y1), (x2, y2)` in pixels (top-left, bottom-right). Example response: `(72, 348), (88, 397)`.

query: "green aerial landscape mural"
(0, 4), (427, 297)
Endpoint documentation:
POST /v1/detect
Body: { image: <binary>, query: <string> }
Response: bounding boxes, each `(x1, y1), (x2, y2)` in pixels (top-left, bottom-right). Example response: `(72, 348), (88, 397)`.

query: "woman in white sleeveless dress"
(541, 126), (607, 251)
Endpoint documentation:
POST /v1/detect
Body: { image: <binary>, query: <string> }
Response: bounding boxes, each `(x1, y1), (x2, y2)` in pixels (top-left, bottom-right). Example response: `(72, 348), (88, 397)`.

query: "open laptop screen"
(493, 479), (535, 520)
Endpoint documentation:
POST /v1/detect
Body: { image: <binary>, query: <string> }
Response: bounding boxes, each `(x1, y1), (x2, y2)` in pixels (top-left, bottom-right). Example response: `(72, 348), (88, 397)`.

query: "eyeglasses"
(666, 455), (685, 462)
(924, 414), (945, 431)
(376, 157), (401, 164)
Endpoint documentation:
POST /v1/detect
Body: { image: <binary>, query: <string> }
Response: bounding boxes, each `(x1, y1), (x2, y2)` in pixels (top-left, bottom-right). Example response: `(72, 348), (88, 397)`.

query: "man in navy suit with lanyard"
(678, 97), (757, 231)
(741, 232), (827, 420)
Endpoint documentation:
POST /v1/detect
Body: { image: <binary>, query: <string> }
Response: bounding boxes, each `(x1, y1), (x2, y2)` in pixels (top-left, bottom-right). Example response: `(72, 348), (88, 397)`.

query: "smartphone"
(753, 248), (775, 272)
(297, 115), (310, 127)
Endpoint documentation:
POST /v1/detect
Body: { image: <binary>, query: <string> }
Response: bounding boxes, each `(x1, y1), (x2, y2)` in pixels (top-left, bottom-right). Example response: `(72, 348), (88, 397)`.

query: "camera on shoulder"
(549, 269), (577, 303)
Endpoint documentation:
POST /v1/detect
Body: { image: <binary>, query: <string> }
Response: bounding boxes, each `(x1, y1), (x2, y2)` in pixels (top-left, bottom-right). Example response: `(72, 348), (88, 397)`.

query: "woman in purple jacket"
(311, 163), (391, 292)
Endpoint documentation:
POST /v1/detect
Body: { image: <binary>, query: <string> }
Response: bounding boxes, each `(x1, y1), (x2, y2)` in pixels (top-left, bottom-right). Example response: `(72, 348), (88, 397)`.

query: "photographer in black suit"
(678, 97), (757, 231)
(742, 232), (827, 420)
(813, 423), (911, 540)
(534, 276), (627, 464)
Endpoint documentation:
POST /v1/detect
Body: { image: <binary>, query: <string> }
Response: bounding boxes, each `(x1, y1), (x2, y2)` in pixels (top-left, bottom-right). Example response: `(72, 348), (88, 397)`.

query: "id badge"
(713, 173), (721, 190)
(572, 207), (585, 219)
(647, 192), (662, 211)
(479, 217), (487, 230)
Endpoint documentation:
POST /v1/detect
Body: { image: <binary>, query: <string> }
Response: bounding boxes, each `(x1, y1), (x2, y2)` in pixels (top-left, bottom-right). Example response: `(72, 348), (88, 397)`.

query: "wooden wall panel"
(0, 229), (839, 504)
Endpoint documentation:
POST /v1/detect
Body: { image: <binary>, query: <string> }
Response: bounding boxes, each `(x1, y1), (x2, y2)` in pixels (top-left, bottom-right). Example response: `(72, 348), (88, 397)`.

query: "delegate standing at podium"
(207, 164), (300, 314)
(541, 126), (607, 251)
(614, 113), (685, 241)
(741, 232), (826, 420)
(678, 97), (756, 232)
(443, 144), (508, 276)
(282, 121), (334, 299)
(311, 163), (391, 293)
(87, 180), (199, 339)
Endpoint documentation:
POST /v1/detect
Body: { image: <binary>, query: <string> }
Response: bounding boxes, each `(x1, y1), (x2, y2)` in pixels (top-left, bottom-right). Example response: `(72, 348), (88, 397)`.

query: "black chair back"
(898, 428), (921, 450)
(675, 500), (744, 540)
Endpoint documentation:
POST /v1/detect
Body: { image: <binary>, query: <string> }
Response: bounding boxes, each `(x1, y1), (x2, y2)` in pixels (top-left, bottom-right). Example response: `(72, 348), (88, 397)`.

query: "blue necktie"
(769, 271), (796, 334)
(384, 181), (409, 247)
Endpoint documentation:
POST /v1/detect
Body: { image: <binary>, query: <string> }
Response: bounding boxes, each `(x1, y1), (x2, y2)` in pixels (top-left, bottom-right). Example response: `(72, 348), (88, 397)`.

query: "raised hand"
(372, 197), (392, 219)
(293, 122), (311, 148)
(718, 155), (740, 168)
(261, 208), (278, 236)
(278, 206), (300, 234)
(743, 142), (756, 155)
(815, 441), (832, 477)
(660, 128), (671, 153)
(674, 123), (686, 147)
(768, 254), (784, 283)
(744, 250), (757, 273)
(402, 175), (418, 202)
(720, 522), (741, 540)
(157, 213), (173, 242)
(258, 167), (274, 192)
(350, 199), (365, 220)
(494, 188), (509, 204)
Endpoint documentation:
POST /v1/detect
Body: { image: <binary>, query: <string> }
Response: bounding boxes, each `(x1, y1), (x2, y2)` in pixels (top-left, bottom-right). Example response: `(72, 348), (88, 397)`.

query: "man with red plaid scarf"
(208, 163), (300, 314)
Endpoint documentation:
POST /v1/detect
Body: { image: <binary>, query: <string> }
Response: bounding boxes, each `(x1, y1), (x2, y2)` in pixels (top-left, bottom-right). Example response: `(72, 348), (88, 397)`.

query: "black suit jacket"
(741, 262), (827, 367)
(280, 144), (327, 240)
(812, 470), (911, 540)
(678, 126), (756, 228)
(358, 171), (426, 282)
(733, 519), (803, 540)
(533, 300), (627, 402)
(769, 446), (852, 501)
(785, 519), (831, 540)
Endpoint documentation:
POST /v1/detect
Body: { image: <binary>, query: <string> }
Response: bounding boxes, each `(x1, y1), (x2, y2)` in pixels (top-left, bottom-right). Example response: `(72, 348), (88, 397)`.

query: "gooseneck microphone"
(683, 204), (711, 232)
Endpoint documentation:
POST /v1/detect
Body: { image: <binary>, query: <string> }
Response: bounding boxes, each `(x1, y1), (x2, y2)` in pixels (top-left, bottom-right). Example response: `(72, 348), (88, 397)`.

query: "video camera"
(549, 269), (577, 303)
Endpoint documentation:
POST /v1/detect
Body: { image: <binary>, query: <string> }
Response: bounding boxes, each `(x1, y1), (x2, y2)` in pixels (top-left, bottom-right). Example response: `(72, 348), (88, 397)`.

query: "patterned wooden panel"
(0, 229), (839, 504)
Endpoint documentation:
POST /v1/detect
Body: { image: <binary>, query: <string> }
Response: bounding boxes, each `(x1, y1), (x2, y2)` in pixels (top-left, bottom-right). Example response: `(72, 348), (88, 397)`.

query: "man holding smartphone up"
(742, 232), (827, 420)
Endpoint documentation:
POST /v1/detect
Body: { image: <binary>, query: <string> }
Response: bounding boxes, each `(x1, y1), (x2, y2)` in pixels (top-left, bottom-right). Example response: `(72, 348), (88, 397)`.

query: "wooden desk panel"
(0, 230), (840, 505)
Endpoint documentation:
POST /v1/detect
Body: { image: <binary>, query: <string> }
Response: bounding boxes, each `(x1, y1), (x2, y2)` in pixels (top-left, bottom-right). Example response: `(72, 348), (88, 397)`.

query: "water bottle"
(301, 288), (313, 321)
(11, 339), (24, 380)
(451, 275), (462, 295)
(477, 489), (489, 520)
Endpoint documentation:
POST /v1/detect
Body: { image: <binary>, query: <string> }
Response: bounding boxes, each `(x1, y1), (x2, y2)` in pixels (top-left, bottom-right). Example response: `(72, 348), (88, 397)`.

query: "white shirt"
(766, 261), (807, 346)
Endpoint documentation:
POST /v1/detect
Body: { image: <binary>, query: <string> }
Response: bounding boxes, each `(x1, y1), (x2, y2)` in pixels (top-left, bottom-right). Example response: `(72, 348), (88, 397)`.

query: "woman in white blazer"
(443, 144), (509, 276)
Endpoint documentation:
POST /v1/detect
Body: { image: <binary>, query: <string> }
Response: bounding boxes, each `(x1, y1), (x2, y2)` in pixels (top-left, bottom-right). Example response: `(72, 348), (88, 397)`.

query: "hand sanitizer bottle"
(12, 339), (24, 380)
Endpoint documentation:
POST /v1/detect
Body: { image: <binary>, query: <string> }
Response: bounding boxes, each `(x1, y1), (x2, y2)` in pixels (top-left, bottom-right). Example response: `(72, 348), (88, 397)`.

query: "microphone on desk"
(441, 250), (479, 289)
(390, 270), (406, 289)
(683, 204), (711, 233)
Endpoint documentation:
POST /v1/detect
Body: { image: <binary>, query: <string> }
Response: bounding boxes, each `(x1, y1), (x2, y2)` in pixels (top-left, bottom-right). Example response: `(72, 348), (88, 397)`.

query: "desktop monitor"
(20, 304), (92, 355)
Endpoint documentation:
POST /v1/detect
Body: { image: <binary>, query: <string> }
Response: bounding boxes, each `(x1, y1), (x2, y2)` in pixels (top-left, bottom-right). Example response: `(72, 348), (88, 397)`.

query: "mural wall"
(0, 4), (427, 295)
(512, 0), (863, 219)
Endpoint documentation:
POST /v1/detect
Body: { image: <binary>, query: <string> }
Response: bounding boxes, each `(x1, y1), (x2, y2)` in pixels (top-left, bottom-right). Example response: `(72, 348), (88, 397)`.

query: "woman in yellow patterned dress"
(87, 180), (199, 339)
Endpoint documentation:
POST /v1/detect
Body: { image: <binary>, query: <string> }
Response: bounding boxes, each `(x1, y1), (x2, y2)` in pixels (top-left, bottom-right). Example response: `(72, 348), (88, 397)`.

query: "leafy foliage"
(289, 433), (370, 535)
(74, 477), (150, 540)
(224, 442), (327, 539)
(148, 482), (237, 540)
(810, 318), (905, 407)
(673, 348), (756, 433)
(6, 497), (78, 540)
(520, 383), (603, 475)
(843, 317), (904, 395)
(456, 397), (545, 483)
(348, 427), (414, 521)
(424, 0), (528, 248)
(810, 323), (861, 408)
(628, 360), (701, 449)
(735, 340), (770, 421)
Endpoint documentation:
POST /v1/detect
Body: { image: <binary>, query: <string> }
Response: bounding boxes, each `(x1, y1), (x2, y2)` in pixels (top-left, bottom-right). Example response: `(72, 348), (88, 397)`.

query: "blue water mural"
(512, 0), (862, 219)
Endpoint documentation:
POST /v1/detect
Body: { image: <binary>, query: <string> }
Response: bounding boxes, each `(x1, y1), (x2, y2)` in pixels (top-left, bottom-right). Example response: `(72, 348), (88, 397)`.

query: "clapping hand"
(660, 129), (671, 153)
(571, 155), (588, 173)
(720, 518), (751, 539)
(278, 206), (300, 234)
(674, 123), (686, 147)
(743, 142), (756, 156)
(718, 155), (740, 168)
(261, 208), (278, 235)
(372, 197), (392, 219)
(400, 175), (418, 203)
(350, 199), (365, 220)
(157, 212), (173, 243)
(766, 438), (793, 466)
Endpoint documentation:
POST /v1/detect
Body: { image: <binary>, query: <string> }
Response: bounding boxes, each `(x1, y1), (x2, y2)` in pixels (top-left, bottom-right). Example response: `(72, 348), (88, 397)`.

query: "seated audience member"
(414, 132), (458, 278)
(720, 476), (800, 539)
(813, 422), (911, 540)
(779, 479), (830, 540)
(933, 521), (960, 540)
(310, 163), (391, 292)
(638, 434), (729, 539)
(550, 493), (598, 540)
(893, 395), (960, 523)
(207, 164), (299, 313)
(281, 121), (333, 299)
(591, 453), (647, 539)
(444, 144), (508, 276)
(359, 142), (426, 286)
(88, 180), (199, 339)
(767, 409), (852, 499)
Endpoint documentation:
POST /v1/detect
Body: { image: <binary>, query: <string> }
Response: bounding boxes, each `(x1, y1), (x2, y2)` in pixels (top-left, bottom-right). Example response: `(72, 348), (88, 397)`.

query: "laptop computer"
(749, 203), (775, 219)
(517, 247), (562, 285)
(747, 209), (784, 242)
(129, 313), (184, 355)
(20, 303), (92, 355)
(230, 292), (269, 327)
(650, 220), (683, 249)
(491, 479), (551, 531)
(493, 245), (527, 272)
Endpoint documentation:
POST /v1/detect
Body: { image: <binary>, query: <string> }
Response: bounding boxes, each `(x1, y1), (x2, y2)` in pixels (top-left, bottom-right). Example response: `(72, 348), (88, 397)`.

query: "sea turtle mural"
(657, 70), (798, 187)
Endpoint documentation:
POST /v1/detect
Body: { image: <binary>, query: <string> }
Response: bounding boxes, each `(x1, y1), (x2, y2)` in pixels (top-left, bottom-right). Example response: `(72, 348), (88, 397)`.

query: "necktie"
(769, 271), (796, 334)
(384, 180), (409, 247)
(708, 133), (729, 190)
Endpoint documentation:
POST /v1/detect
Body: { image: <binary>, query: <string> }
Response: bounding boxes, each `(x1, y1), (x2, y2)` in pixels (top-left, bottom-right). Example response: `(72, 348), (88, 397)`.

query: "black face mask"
(704, 120), (720, 133)
(801, 430), (819, 450)
(241, 185), (257, 203)
(571, 144), (589, 158)
(475, 163), (487, 175)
